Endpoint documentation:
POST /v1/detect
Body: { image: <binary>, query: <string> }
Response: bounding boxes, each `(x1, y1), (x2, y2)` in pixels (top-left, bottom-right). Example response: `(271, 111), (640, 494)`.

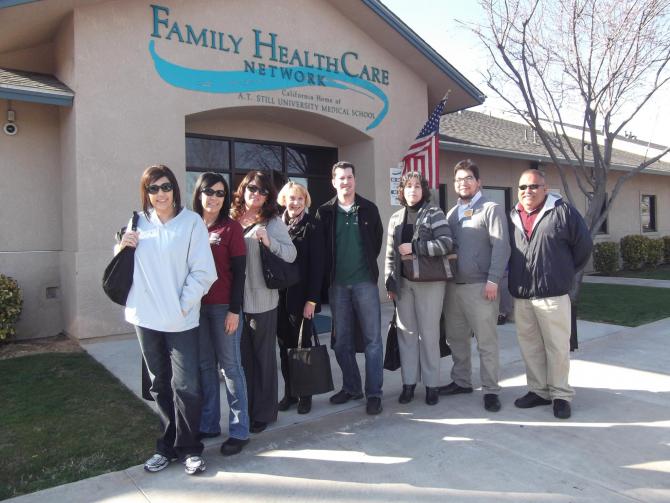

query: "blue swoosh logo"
(149, 40), (388, 130)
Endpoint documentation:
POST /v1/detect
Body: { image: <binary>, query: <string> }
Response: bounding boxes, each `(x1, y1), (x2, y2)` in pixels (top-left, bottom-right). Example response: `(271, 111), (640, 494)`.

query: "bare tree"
(473, 0), (670, 237)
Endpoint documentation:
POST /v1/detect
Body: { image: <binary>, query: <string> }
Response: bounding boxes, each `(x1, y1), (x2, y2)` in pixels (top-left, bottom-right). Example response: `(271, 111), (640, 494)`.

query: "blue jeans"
(135, 325), (203, 459)
(330, 281), (383, 398)
(198, 304), (250, 440)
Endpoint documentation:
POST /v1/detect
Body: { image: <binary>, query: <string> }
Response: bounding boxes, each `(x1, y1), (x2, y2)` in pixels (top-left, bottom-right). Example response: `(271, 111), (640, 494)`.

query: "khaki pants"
(396, 278), (445, 387)
(444, 282), (500, 393)
(514, 294), (574, 401)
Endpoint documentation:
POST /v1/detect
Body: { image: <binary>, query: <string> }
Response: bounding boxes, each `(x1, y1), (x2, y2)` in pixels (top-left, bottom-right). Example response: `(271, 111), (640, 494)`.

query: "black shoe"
(425, 387), (439, 406)
(497, 314), (507, 325)
(514, 392), (552, 409)
(297, 396), (312, 414)
(398, 384), (416, 404)
(278, 395), (298, 411)
(249, 421), (267, 433)
(330, 389), (364, 404)
(553, 399), (571, 419)
(198, 431), (221, 440)
(484, 393), (501, 412)
(366, 397), (383, 415)
(220, 437), (249, 456)
(438, 382), (474, 396)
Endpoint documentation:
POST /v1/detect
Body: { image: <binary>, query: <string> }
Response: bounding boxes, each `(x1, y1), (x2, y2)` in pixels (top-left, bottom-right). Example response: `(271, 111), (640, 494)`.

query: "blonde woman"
(276, 182), (323, 414)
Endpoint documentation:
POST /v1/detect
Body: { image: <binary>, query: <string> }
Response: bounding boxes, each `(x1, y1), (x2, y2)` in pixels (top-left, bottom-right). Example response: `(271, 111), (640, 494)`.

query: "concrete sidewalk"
(583, 275), (670, 288)
(10, 304), (670, 502)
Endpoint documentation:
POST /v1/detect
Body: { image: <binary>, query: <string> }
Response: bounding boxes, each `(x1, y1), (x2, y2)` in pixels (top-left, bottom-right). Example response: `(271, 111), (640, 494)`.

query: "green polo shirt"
(335, 204), (371, 285)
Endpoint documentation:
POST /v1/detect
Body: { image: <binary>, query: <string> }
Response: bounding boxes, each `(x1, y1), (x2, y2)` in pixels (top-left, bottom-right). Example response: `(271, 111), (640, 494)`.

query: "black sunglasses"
(518, 184), (544, 191)
(146, 182), (174, 194)
(247, 184), (269, 196)
(202, 187), (226, 198)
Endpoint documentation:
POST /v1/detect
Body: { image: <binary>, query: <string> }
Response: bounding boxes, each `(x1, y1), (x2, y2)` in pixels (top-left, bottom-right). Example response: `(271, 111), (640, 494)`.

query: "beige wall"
(48, 0), (430, 338)
(440, 150), (670, 246)
(0, 99), (63, 339)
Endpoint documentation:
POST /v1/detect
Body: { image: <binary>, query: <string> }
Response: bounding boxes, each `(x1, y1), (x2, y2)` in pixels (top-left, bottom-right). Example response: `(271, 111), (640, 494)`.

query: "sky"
(382, 0), (669, 147)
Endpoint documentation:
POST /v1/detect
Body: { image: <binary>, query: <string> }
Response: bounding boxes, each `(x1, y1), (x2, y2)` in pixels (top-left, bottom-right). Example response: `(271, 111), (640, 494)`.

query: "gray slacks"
(444, 282), (501, 393)
(395, 278), (445, 387)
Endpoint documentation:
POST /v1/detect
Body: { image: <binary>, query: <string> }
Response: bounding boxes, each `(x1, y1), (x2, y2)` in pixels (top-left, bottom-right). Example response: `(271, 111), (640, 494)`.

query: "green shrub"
(620, 235), (648, 270)
(646, 238), (665, 267)
(592, 242), (619, 275)
(0, 274), (23, 341)
(663, 236), (670, 263)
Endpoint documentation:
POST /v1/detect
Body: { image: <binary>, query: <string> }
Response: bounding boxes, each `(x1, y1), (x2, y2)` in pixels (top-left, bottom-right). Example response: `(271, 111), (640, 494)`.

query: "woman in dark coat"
(276, 181), (323, 414)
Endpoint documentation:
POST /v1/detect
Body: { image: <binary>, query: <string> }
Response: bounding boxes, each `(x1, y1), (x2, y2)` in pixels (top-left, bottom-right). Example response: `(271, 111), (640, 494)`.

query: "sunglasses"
(202, 187), (226, 198)
(146, 182), (174, 194)
(518, 184), (544, 191)
(246, 184), (269, 196)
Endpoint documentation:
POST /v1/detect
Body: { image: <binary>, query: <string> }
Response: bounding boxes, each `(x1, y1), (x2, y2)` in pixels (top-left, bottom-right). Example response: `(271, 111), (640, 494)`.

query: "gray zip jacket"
(446, 194), (510, 285)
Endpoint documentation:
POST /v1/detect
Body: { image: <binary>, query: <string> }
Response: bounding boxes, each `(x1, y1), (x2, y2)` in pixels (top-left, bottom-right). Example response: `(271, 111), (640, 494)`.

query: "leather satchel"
(288, 318), (334, 397)
(401, 253), (456, 282)
(102, 212), (139, 306)
(259, 241), (300, 289)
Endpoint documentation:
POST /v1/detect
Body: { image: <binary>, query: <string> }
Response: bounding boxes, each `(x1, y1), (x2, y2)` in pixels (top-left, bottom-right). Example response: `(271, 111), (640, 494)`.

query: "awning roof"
(0, 67), (74, 106)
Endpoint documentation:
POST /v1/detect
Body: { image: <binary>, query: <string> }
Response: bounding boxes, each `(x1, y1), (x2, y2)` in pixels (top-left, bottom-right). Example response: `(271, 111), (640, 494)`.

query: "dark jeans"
(198, 304), (250, 440)
(330, 281), (383, 398)
(277, 294), (312, 399)
(135, 325), (203, 459)
(241, 308), (279, 424)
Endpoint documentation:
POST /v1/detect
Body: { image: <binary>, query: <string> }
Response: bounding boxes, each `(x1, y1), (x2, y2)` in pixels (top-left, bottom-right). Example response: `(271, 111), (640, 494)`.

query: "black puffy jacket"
(508, 194), (592, 299)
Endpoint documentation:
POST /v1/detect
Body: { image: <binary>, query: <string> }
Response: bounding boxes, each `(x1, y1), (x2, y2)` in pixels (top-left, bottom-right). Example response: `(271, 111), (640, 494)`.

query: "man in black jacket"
(509, 169), (592, 419)
(315, 161), (384, 415)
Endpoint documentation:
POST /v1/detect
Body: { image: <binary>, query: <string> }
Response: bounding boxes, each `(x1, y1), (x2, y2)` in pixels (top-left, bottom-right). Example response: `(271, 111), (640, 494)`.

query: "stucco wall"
(0, 99), (63, 339)
(53, 0), (429, 337)
(440, 150), (670, 245)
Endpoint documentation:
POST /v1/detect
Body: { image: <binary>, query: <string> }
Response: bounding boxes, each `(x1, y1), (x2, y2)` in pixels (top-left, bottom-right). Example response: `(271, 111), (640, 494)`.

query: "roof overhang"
(0, 68), (74, 106)
(440, 139), (670, 177)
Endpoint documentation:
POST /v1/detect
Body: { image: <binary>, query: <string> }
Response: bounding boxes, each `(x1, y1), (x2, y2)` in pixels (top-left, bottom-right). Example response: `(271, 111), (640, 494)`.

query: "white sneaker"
(144, 453), (170, 473)
(184, 455), (206, 475)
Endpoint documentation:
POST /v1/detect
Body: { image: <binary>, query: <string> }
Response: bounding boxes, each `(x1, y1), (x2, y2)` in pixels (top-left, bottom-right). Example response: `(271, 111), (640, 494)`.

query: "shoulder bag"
(102, 212), (139, 306)
(259, 240), (300, 289)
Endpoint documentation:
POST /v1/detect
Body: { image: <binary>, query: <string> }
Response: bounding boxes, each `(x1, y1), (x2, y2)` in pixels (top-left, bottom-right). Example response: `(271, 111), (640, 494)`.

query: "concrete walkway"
(583, 275), (670, 288)
(9, 303), (670, 503)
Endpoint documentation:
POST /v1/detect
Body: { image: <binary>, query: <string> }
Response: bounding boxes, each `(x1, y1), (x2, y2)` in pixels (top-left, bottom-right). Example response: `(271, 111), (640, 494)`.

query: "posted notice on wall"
(390, 163), (403, 206)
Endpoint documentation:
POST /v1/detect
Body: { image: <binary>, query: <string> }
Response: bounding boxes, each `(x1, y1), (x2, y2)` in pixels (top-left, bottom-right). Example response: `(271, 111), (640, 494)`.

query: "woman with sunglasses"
(191, 172), (250, 456)
(275, 181), (323, 414)
(231, 171), (296, 433)
(119, 165), (216, 475)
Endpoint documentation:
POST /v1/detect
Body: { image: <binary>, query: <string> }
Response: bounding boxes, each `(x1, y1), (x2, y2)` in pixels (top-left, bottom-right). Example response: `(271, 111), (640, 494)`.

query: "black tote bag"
(102, 212), (139, 306)
(259, 241), (300, 289)
(383, 307), (401, 371)
(288, 318), (334, 397)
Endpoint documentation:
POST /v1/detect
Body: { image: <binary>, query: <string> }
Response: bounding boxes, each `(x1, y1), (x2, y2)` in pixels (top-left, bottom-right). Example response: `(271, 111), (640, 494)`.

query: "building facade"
(0, 0), (484, 340)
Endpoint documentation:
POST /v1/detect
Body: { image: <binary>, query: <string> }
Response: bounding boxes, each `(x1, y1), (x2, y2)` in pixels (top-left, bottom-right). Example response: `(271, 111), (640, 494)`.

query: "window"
(641, 194), (657, 232)
(185, 134), (337, 209)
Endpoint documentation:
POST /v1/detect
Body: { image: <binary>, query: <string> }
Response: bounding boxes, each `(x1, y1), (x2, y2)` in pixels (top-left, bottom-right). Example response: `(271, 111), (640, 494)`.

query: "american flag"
(401, 96), (448, 189)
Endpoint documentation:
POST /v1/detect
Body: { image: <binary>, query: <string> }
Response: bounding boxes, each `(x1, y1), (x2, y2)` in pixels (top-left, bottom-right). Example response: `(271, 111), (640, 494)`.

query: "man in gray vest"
(439, 159), (510, 412)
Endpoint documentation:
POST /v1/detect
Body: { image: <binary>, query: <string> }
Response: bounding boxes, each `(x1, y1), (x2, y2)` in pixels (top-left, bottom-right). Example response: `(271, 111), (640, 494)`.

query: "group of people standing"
(116, 157), (591, 476)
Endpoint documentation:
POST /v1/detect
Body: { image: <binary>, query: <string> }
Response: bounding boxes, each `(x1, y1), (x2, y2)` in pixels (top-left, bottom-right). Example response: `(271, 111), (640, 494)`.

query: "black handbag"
(383, 306), (401, 371)
(288, 318), (334, 397)
(259, 241), (300, 289)
(102, 212), (139, 306)
(439, 311), (452, 358)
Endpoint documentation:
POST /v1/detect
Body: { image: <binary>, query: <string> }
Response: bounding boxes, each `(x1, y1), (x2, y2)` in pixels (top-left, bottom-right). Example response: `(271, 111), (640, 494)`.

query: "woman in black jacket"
(276, 181), (324, 414)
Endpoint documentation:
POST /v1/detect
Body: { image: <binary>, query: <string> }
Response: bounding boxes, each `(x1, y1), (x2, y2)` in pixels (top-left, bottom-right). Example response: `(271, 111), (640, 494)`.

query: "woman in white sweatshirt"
(120, 164), (216, 476)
